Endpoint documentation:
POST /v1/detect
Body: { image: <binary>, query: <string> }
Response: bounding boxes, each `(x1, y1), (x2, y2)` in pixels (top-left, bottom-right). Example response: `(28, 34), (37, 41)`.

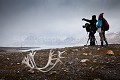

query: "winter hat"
(92, 15), (96, 19)
(99, 13), (104, 18)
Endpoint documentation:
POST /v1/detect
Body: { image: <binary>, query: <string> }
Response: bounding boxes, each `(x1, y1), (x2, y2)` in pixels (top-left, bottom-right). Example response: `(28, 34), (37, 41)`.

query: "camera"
(82, 23), (91, 32)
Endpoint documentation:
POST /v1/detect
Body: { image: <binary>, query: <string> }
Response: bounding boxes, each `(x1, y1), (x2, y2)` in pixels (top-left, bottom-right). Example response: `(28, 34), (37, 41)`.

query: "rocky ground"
(0, 44), (120, 80)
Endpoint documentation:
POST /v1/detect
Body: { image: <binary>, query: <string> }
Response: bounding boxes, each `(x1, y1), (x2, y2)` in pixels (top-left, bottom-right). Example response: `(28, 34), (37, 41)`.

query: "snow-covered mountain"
(95, 32), (120, 44)
(106, 32), (120, 44)
(20, 35), (82, 47)
(12, 32), (120, 47)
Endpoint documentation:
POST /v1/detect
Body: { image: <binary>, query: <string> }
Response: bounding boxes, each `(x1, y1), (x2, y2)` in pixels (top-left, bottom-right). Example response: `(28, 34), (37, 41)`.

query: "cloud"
(0, 0), (120, 46)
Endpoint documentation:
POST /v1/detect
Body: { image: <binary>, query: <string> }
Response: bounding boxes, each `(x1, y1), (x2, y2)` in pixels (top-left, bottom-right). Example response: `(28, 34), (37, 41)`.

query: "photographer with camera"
(82, 15), (97, 46)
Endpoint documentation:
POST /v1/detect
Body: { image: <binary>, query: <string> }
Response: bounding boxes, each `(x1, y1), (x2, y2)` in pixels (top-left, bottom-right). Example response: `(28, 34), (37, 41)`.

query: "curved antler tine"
(52, 51), (54, 54)
(50, 49), (54, 54)
(22, 57), (26, 64)
(29, 51), (34, 56)
(50, 49), (53, 53)
(31, 50), (34, 55)
(51, 58), (57, 60)
(49, 50), (55, 57)
(22, 56), (33, 68)
(58, 51), (63, 57)
(31, 50), (33, 53)
(58, 51), (65, 54)
(59, 59), (63, 64)
(52, 54), (57, 57)
(61, 51), (65, 53)
(29, 52), (32, 55)
(33, 51), (36, 56)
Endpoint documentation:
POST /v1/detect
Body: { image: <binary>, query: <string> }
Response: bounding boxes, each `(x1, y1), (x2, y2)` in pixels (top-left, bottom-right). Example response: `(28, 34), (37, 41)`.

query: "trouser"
(99, 32), (108, 46)
(89, 31), (95, 46)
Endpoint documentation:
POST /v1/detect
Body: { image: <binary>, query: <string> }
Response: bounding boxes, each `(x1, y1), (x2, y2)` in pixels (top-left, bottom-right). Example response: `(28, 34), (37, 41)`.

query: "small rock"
(89, 52), (92, 55)
(63, 69), (69, 72)
(17, 63), (20, 65)
(107, 50), (114, 55)
(89, 66), (94, 71)
(75, 58), (79, 60)
(11, 63), (13, 65)
(0, 79), (5, 80)
(80, 59), (89, 63)
(97, 48), (100, 50)
(69, 61), (73, 64)
(94, 78), (101, 80)
(50, 71), (57, 75)
(17, 70), (20, 74)
(83, 53), (88, 56)
(71, 52), (74, 53)
(75, 49), (78, 51)
(6, 58), (10, 60)
(93, 60), (97, 63)
(85, 47), (88, 49)
(28, 70), (34, 74)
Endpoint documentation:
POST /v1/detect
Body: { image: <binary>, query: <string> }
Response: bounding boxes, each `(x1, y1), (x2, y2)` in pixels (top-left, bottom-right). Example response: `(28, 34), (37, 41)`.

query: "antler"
(22, 49), (65, 72)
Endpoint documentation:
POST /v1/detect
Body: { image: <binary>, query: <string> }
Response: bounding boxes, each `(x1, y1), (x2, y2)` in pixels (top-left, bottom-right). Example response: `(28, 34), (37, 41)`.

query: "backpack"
(102, 18), (109, 31)
(84, 23), (91, 32)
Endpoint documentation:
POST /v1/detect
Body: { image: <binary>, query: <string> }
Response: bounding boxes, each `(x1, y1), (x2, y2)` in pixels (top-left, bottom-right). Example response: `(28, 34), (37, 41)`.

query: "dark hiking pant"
(99, 32), (108, 46)
(89, 31), (96, 46)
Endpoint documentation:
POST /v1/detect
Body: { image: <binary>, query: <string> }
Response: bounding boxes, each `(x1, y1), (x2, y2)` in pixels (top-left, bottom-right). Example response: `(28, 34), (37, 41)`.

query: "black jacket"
(83, 18), (97, 32)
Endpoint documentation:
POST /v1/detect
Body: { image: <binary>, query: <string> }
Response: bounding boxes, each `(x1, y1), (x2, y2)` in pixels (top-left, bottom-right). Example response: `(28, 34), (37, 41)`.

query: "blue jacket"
(96, 19), (104, 32)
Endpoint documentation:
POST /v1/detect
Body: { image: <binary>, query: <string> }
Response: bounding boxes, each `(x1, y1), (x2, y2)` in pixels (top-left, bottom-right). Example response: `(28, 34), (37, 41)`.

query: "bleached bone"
(37, 49), (55, 70)
(37, 51), (65, 72)
(28, 51), (37, 68)
(22, 57), (31, 68)
(22, 50), (36, 69)
(22, 49), (65, 72)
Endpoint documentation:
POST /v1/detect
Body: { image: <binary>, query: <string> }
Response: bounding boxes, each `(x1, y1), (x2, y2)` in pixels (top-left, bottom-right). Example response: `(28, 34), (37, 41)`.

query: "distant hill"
(12, 32), (120, 47)
(106, 32), (120, 44)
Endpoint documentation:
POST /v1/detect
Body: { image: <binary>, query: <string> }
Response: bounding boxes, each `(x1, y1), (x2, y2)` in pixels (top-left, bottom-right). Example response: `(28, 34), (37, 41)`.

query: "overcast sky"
(0, 0), (120, 46)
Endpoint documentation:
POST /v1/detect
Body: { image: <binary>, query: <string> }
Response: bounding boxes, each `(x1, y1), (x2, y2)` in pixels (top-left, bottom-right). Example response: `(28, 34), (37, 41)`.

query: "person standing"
(82, 15), (97, 46)
(96, 13), (109, 46)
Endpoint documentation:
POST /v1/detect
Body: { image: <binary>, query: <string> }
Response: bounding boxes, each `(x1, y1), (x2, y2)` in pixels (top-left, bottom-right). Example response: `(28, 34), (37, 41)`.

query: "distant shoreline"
(0, 44), (120, 52)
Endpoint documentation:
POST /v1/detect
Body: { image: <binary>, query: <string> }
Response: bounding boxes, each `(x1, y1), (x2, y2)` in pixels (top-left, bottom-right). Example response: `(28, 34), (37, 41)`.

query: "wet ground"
(0, 44), (120, 80)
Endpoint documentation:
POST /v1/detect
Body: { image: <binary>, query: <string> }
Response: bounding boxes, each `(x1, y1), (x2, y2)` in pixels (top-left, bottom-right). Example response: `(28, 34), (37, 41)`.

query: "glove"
(82, 18), (85, 21)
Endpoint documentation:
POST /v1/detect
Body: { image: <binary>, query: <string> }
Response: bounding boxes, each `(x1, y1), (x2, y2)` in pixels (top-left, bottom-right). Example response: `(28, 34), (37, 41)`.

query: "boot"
(101, 41), (103, 46)
(90, 41), (93, 46)
(92, 37), (95, 46)
(90, 37), (95, 46)
(90, 41), (95, 46)
(105, 40), (108, 46)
